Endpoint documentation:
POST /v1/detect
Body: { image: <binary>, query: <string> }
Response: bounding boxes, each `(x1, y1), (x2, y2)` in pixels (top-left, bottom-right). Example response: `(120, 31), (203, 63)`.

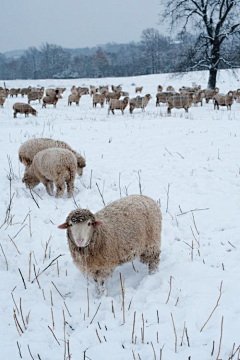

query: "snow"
(1, 69), (240, 359)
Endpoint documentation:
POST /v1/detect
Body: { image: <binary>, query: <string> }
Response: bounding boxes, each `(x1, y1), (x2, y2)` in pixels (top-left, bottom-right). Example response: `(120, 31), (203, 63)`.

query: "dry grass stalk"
(43, 236), (52, 262)
(48, 325), (60, 345)
(171, 312), (177, 353)
(28, 251), (32, 281)
(175, 297), (179, 307)
(28, 344), (34, 360)
(216, 316), (224, 360)
(18, 268), (26, 289)
(31, 254), (64, 283)
(165, 276), (173, 304)
(67, 340), (71, 360)
(42, 289), (46, 300)
(191, 240), (194, 261)
(191, 212), (199, 235)
(57, 260), (60, 276)
(8, 235), (21, 254)
(63, 309), (66, 359)
(211, 341), (215, 356)
(185, 327), (190, 347)
(190, 226), (200, 247)
(165, 183), (171, 213)
(13, 309), (24, 335)
(52, 281), (65, 300)
(229, 345), (240, 360)
(64, 301), (72, 318)
(151, 342), (157, 360)
(141, 313), (145, 344)
(128, 297), (133, 310)
(19, 298), (27, 330)
(50, 291), (53, 306)
(132, 311), (136, 344)
(11, 292), (19, 314)
(51, 307), (55, 330)
(95, 329), (102, 343)
(96, 182), (106, 206)
(33, 264), (41, 289)
(26, 310), (31, 325)
(180, 321), (186, 346)
(200, 281), (223, 332)
(157, 331), (159, 343)
(111, 300), (115, 318)
(156, 310), (159, 323)
(0, 243), (8, 270)
(90, 303), (101, 324)
(119, 273), (125, 324)
(17, 341), (22, 358)
(132, 350), (137, 360)
(28, 213), (32, 238)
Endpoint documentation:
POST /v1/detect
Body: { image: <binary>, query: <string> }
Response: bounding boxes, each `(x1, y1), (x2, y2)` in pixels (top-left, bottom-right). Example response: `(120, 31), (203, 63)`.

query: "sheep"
(166, 85), (175, 91)
(93, 93), (106, 108)
(157, 85), (163, 92)
(105, 91), (121, 104)
(108, 97), (129, 115)
(46, 89), (61, 98)
(18, 138), (86, 176)
(213, 91), (234, 110)
(23, 148), (77, 198)
(10, 88), (20, 97)
(120, 91), (129, 97)
(129, 94), (152, 114)
(204, 87), (219, 103)
(167, 94), (193, 114)
(42, 94), (59, 108)
(28, 90), (44, 104)
(68, 93), (81, 106)
(156, 91), (178, 106)
(233, 89), (240, 100)
(112, 85), (122, 92)
(0, 89), (9, 98)
(99, 86), (109, 94)
(192, 90), (205, 106)
(135, 86), (143, 93)
(90, 86), (99, 97)
(78, 87), (89, 95)
(21, 87), (32, 97)
(0, 96), (6, 107)
(13, 103), (37, 118)
(58, 194), (162, 294)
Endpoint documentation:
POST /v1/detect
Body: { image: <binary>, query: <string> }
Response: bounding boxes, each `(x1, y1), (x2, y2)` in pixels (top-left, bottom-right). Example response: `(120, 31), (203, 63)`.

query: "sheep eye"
(88, 222), (91, 226)
(71, 217), (77, 223)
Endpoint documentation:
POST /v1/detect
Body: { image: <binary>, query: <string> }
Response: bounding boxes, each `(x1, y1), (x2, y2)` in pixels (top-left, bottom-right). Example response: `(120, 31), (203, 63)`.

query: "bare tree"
(160, 0), (240, 88)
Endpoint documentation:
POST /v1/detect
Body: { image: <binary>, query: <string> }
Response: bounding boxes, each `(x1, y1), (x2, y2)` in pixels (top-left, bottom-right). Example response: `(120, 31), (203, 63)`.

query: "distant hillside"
(4, 49), (25, 59)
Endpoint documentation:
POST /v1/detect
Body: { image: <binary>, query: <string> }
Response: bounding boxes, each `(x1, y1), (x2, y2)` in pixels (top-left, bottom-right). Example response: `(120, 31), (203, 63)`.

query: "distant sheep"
(156, 91), (178, 106)
(28, 90), (44, 104)
(68, 93), (81, 106)
(23, 148), (77, 198)
(106, 91), (121, 104)
(93, 93), (106, 108)
(166, 85), (175, 91)
(10, 88), (20, 97)
(192, 90), (205, 106)
(0, 96), (6, 107)
(13, 103), (37, 118)
(129, 94), (152, 113)
(58, 194), (162, 294)
(19, 138), (86, 176)
(213, 91), (234, 110)
(167, 94), (193, 114)
(42, 93), (59, 108)
(157, 85), (163, 92)
(135, 86), (143, 93)
(108, 97), (129, 115)
(204, 88), (219, 103)
(112, 85), (122, 92)
(21, 87), (32, 97)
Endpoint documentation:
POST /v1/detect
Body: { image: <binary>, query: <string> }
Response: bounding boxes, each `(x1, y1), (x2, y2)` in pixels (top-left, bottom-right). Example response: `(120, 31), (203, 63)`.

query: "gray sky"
(0, 0), (164, 53)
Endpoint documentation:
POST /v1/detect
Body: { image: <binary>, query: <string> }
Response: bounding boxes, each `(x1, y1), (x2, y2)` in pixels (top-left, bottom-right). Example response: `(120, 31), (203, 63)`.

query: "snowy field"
(1, 69), (240, 360)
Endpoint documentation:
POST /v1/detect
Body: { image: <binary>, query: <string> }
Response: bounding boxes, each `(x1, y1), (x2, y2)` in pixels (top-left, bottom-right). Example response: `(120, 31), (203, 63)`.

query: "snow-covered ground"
(1, 70), (240, 360)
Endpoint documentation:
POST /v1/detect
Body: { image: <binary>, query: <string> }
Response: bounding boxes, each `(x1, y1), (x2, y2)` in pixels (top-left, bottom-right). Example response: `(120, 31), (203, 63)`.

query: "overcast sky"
(0, 0), (166, 53)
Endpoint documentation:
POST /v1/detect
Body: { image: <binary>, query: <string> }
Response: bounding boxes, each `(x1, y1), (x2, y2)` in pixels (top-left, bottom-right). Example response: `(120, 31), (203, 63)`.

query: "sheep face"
(22, 173), (40, 189)
(69, 219), (95, 247)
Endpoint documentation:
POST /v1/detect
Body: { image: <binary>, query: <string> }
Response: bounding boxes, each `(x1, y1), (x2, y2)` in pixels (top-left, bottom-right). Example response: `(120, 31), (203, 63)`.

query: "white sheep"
(19, 138), (86, 176)
(58, 194), (162, 294)
(23, 148), (77, 198)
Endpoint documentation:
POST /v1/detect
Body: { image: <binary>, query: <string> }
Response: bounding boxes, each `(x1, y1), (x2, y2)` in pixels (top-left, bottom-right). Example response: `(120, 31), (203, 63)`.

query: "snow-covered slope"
(1, 70), (240, 359)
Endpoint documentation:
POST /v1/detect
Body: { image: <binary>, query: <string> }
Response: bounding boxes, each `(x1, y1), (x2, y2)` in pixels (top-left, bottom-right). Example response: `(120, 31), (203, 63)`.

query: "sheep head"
(58, 209), (102, 247)
(22, 171), (40, 189)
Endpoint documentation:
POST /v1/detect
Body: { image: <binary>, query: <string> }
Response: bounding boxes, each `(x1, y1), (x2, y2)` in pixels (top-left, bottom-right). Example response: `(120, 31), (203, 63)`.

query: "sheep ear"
(94, 221), (102, 227)
(58, 223), (68, 229)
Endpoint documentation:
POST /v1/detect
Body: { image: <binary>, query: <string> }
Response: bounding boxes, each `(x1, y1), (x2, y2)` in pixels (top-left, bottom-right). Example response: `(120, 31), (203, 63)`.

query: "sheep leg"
(66, 175), (75, 198)
(38, 175), (54, 196)
(93, 268), (114, 296)
(55, 182), (65, 198)
(140, 247), (160, 274)
(167, 107), (171, 115)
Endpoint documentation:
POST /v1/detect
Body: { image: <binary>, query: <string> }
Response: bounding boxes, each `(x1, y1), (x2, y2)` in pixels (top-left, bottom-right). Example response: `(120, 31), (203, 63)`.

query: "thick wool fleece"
(65, 195), (162, 287)
(18, 138), (86, 173)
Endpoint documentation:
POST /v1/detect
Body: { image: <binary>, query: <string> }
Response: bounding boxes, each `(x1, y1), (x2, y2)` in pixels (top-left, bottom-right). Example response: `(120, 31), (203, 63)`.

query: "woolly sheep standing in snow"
(58, 194), (162, 294)
(23, 148), (77, 198)
(18, 138), (86, 176)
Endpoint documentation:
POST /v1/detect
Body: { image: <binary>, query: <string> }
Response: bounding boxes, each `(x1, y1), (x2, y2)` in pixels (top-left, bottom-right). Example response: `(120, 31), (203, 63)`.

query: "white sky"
(0, 0), (166, 52)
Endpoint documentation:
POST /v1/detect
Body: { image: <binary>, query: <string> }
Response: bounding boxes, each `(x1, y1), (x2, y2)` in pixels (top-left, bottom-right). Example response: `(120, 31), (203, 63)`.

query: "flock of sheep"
(0, 82), (239, 118)
(1, 79), (238, 294)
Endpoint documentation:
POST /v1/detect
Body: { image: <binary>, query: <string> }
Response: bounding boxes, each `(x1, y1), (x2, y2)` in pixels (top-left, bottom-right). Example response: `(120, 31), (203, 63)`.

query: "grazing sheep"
(42, 94), (59, 108)
(0, 96), (6, 107)
(28, 90), (44, 104)
(58, 194), (162, 294)
(157, 85), (163, 92)
(135, 86), (143, 93)
(192, 90), (205, 106)
(23, 148), (77, 198)
(108, 97), (129, 115)
(166, 85), (175, 91)
(112, 85), (122, 92)
(13, 103), (37, 118)
(167, 94), (193, 114)
(19, 138), (86, 176)
(93, 93), (106, 108)
(106, 91), (121, 104)
(68, 93), (81, 106)
(10, 88), (20, 97)
(78, 87), (89, 95)
(213, 91), (234, 110)
(156, 91), (178, 107)
(129, 94), (152, 114)
(204, 88), (219, 103)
